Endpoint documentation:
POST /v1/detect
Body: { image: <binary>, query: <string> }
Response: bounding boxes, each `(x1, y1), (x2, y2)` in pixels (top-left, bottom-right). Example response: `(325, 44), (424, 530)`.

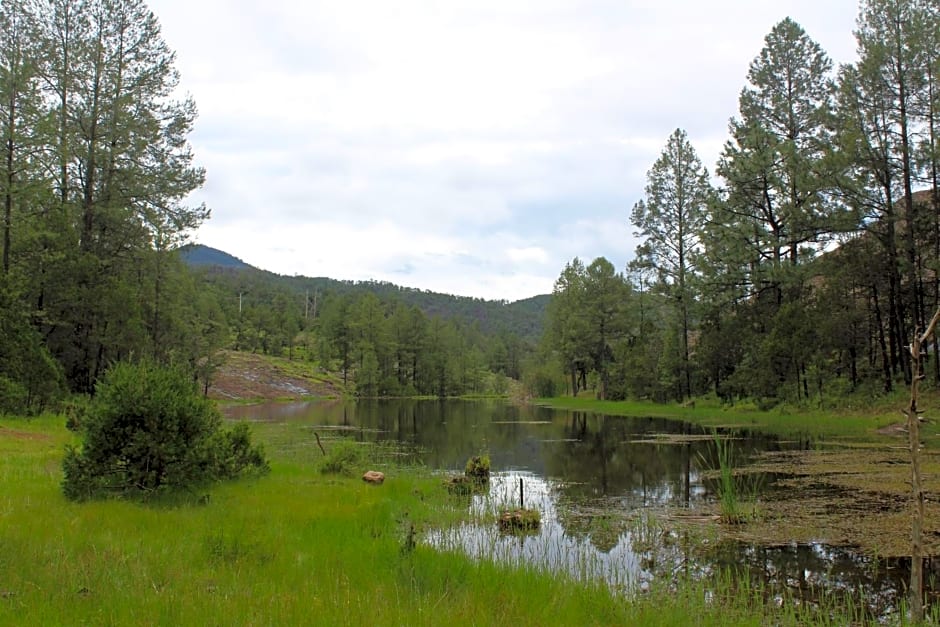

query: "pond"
(224, 399), (932, 620)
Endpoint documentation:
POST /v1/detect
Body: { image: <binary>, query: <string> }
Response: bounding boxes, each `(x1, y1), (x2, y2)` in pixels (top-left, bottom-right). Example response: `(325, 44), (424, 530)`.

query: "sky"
(154, 0), (860, 302)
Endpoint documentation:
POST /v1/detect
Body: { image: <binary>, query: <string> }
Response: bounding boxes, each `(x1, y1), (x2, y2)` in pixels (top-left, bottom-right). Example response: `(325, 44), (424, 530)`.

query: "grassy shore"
(537, 392), (927, 443)
(0, 413), (899, 625)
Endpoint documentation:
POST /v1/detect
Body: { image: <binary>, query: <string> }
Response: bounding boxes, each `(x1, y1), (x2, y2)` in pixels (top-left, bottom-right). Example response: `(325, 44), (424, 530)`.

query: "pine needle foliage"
(62, 361), (268, 500)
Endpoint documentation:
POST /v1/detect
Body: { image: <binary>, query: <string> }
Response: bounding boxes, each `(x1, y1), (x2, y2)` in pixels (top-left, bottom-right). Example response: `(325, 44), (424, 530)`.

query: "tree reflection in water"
(226, 399), (935, 618)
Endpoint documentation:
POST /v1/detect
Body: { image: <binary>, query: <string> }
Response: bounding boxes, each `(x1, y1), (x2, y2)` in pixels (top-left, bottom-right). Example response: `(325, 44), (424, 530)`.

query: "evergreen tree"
(631, 128), (710, 400)
(546, 257), (630, 400)
(707, 18), (842, 401)
(713, 18), (840, 296)
(0, 0), (43, 278)
(27, 0), (208, 391)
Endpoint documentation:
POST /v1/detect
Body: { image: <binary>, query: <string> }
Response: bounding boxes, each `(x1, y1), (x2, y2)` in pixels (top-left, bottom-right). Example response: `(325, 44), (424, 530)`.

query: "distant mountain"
(178, 244), (253, 270)
(179, 244), (551, 342)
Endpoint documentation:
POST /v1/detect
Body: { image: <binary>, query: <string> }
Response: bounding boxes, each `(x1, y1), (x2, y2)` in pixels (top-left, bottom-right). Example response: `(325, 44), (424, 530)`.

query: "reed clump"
(444, 454), (491, 495)
(464, 454), (491, 480)
(497, 508), (541, 533)
(699, 431), (761, 525)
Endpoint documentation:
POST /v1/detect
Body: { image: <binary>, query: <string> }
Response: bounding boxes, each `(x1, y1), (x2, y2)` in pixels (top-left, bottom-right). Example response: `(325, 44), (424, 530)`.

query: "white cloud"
(507, 247), (550, 265)
(157, 0), (861, 301)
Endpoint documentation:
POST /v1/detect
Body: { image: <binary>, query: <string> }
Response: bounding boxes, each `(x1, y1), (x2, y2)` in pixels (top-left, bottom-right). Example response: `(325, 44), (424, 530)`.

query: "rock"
(362, 470), (385, 484)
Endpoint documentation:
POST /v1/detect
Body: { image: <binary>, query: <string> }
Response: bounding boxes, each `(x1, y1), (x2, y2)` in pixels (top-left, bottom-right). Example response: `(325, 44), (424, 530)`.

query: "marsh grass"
(714, 433), (743, 523)
(0, 413), (904, 625)
(463, 454), (490, 480)
(698, 432), (761, 524)
(443, 474), (488, 496)
(540, 394), (924, 444)
(318, 437), (368, 475)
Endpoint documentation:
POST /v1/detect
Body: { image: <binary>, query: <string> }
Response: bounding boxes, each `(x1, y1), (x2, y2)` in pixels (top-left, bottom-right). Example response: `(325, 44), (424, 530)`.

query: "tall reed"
(698, 430), (757, 524)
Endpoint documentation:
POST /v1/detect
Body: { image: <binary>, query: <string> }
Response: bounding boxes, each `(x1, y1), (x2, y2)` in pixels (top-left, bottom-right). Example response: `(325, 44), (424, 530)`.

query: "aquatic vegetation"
(699, 431), (761, 525)
(464, 454), (491, 480)
(497, 508), (541, 533)
(443, 474), (488, 496)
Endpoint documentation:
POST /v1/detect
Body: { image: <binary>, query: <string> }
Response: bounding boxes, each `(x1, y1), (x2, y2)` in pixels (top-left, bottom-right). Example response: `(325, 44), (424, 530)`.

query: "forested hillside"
(179, 247), (543, 397)
(179, 245), (252, 270)
(182, 244), (549, 342)
(541, 9), (940, 408)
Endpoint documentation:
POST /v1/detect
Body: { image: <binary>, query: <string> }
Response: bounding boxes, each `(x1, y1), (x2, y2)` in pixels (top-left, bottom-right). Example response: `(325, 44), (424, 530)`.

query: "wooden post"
(519, 477), (524, 509)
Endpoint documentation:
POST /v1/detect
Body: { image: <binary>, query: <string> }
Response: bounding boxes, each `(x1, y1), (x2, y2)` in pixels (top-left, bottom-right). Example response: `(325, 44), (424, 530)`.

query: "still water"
(225, 399), (926, 619)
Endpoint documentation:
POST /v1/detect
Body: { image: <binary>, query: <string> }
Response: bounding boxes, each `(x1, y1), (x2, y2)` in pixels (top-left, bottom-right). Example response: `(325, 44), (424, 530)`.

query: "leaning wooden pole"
(907, 305), (940, 623)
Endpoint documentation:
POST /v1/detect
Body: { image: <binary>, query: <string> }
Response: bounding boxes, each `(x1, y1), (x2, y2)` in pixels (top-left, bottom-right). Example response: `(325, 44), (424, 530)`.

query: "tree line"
(0, 0), (222, 412)
(192, 266), (531, 398)
(544, 2), (940, 406)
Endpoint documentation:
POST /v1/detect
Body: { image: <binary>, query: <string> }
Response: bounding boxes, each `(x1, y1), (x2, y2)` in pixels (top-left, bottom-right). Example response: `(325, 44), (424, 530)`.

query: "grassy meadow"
(0, 412), (907, 625)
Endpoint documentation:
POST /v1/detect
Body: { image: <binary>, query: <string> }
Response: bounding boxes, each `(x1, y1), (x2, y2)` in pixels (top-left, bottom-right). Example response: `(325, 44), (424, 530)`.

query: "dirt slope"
(208, 351), (343, 402)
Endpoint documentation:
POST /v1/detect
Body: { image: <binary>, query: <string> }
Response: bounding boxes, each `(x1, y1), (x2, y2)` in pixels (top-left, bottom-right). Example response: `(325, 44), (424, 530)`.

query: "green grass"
(262, 353), (343, 388)
(537, 393), (918, 443)
(696, 432), (761, 525)
(0, 413), (903, 625)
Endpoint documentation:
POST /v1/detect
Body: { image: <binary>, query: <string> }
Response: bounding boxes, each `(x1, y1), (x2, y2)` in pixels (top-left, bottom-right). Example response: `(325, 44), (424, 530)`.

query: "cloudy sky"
(155, 0), (859, 301)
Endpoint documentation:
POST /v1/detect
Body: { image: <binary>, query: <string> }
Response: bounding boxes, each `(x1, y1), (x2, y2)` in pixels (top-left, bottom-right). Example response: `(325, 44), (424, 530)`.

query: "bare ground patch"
(208, 351), (342, 402)
(0, 426), (52, 441)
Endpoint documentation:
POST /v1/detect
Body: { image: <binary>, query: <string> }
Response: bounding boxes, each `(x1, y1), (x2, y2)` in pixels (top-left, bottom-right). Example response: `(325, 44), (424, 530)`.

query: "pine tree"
(0, 0), (43, 278)
(707, 19), (841, 401)
(28, 0), (209, 390)
(631, 128), (710, 400)
(714, 18), (840, 300)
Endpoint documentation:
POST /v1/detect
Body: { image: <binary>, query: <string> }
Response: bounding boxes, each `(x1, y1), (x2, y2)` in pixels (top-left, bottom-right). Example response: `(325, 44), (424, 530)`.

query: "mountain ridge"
(178, 244), (253, 270)
(178, 243), (550, 341)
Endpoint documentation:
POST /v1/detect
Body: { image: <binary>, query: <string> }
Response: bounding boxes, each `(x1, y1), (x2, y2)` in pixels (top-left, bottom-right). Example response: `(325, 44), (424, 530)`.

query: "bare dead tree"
(906, 305), (940, 623)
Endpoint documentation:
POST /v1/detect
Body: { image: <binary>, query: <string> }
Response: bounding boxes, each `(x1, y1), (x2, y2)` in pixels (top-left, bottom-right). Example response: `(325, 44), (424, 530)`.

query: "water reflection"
(225, 399), (927, 618)
(225, 399), (737, 508)
(427, 472), (671, 593)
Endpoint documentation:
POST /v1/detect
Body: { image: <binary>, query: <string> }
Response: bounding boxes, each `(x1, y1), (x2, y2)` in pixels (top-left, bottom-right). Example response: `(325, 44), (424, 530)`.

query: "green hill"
(180, 244), (550, 342)
(178, 244), (252, 269)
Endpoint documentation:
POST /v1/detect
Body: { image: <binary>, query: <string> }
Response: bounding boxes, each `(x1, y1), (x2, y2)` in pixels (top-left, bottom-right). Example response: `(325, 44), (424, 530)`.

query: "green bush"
(62, 361), (268, 500)
(0, 376), (27, 416)
(63, 397), (90, 432)
(319, 439), (366, 475)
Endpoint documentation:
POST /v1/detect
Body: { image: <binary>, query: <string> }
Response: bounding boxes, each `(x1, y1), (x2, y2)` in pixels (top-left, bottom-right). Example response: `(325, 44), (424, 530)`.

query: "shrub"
(319, 439), (365, 475)
(0, 376), (27, 416)
(63, 398), (90, 432)
(62, 361), (268, 500)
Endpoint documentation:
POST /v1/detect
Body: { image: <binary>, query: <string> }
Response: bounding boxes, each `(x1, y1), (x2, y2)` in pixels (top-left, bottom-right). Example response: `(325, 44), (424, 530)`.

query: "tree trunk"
(872, 285), (892, 393)
(905, 306), (940, 623)
(2, 80), (14, 275)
